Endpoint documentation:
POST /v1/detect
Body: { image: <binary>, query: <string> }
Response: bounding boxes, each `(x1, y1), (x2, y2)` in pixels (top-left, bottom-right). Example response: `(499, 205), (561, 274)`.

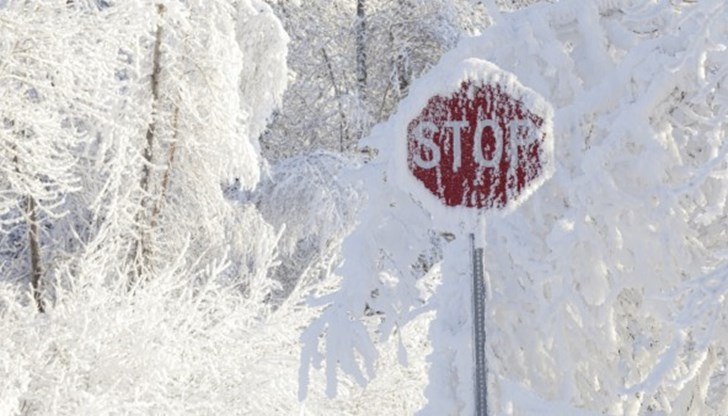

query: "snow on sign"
(405, 63), (553, 211)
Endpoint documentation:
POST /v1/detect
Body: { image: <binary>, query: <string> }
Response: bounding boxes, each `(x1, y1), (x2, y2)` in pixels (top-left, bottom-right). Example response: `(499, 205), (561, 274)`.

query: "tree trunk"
(26, 195), (44, 313)
(355, 0), (367, 102)
(130, 3), (165, 288)
(11, 147), (44, 312)
(150, 105), (179, 228)
(321, 48), (349, 152)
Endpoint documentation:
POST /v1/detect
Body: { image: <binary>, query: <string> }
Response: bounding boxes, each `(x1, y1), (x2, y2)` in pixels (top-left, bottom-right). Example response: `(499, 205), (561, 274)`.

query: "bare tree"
(356, 0), (367, 101)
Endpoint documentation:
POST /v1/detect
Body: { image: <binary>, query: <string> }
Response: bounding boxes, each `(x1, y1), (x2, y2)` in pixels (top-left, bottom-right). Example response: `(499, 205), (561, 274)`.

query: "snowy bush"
(254, 151), (363, 304)
(0, 237), (285, 415)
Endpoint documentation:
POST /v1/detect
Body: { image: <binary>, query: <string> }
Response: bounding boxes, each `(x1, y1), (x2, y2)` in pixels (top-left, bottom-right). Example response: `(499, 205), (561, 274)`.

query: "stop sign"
(406, 80), (551, 210)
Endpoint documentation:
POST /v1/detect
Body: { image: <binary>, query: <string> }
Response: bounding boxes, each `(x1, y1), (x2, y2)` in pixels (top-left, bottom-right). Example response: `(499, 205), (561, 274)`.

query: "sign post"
(470, 232), (488, 415)
(401, 60), (553, 416)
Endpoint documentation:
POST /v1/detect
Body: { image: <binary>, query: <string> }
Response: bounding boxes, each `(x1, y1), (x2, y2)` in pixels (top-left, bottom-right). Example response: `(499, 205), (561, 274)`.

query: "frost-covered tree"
(37, 0), (291, 292)
(253, 151), (363, 305)
(122, 0), (286, 285)
(0, 0), (306, 414)
(301, 0), (728, 414)
(0, 2), (131, 310)
(262, 0), (489, 160)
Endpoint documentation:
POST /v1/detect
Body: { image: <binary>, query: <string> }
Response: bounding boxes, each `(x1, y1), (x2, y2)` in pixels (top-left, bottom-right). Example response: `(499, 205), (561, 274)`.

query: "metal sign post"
(470, 233), (488, 416)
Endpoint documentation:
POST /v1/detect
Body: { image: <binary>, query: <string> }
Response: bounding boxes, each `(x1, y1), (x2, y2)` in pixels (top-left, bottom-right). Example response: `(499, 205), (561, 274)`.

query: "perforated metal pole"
(470, 233), (488, 416)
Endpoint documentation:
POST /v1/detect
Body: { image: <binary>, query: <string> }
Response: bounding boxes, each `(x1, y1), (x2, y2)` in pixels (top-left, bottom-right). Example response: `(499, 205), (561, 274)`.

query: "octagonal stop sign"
(406, 81), (551, 210)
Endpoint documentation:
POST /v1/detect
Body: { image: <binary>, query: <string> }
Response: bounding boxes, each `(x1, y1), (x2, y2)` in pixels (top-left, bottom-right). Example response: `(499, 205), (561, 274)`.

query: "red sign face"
(407, 81), (547, 209)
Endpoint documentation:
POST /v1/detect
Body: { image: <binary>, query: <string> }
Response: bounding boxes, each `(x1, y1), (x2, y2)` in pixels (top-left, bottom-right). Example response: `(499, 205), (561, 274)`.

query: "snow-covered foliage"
(0, 0), (432, 413)
(254, 151), (363, 304)
(301, 0), (728, 414)
(0, 2), (126, 286)
(132, 0), (284, 283)
(262, 0), (490, 160)
(237, 0), (289, 144)
(0, 1), (290, 413)
(0, 223), (281, 415)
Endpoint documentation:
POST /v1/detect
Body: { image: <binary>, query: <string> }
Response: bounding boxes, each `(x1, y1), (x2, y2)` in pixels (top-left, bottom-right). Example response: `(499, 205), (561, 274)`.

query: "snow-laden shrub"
(0, 261), (269, 414)
(0, 213), (431, 415)
(254, 151), (364, 304)
(0, 201), (282, 415)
